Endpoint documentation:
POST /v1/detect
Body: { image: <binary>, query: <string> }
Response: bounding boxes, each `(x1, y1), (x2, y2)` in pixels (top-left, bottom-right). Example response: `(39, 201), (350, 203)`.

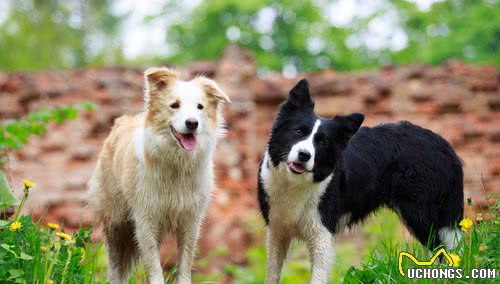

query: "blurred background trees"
(0, 0), (124, 71)
(0, 0), (498, 72)
(391, 0), (500, 66)
(164, 0), (361, 71)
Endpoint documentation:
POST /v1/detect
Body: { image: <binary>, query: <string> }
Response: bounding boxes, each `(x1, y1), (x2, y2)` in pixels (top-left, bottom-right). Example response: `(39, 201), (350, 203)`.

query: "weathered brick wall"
(1, 46), (498, 272)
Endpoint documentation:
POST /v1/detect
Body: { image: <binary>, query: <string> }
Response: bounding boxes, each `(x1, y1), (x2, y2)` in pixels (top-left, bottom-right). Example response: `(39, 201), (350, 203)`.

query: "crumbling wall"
(1, 46), (498, 273)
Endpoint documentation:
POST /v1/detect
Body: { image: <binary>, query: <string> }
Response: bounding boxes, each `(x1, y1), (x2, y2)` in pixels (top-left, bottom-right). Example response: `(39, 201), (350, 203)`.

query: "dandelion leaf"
(0, 170), (19, 211)
(19, 252), (33, 260)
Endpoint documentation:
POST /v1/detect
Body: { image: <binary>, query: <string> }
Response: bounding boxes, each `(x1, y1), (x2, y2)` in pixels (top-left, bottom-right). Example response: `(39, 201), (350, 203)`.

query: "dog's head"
(268, 79), (364, 182)
(144, 67), (230, 152)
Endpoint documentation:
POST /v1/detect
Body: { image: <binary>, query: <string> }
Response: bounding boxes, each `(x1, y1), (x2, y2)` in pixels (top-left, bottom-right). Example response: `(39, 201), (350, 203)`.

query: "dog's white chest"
(143, 166), (209, 210)
(134, 127), (213, 216)
(261, 151), (332, 236)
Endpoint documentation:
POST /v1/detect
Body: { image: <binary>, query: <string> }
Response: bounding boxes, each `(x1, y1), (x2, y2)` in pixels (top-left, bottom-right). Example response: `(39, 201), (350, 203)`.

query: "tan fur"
(194, 77), (230, 132)
(192, 77), (231, 104)
(88, 67), (229, 284)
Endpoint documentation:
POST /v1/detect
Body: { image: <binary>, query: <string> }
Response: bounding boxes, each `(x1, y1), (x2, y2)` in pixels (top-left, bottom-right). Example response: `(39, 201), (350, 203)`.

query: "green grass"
(224, 196), (499, 283)
(344, 197), (499, 283)
(0, 218), (177, 284)
(0, 179), (171, 283)
(225, 209), (404, 283)
(1, 178), (498, 283)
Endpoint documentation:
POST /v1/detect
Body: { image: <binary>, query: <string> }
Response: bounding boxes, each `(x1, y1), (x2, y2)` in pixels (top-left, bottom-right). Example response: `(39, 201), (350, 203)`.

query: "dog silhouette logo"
(398, 248), (455, 276)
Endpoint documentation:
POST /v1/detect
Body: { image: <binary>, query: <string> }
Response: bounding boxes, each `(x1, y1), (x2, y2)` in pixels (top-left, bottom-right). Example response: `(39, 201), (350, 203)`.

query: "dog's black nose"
(185, 119), (198, 130)
(298, 150), (311, 162)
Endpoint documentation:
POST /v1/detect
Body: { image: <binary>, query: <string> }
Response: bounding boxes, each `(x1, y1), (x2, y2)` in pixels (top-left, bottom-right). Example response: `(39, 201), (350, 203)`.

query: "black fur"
(257, 159), (270, 224)
(258, 79), (464, 249)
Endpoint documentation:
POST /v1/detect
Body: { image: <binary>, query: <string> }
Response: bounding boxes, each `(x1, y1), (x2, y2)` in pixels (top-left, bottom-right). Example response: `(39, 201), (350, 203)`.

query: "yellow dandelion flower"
(449, 253), (461, 267)
(9, 221), (22, 232)
(23, 179), (35, 190)
(459, 218), (473, 232)
(47, 223), (60, 230)
(47, 279), (55, 284)
(40, 246), (48, 252)
(55, 232), (73, 241)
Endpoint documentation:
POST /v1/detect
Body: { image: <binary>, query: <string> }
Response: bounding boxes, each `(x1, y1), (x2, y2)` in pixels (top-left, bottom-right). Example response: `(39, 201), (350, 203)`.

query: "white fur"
(170, 81), (206, 135)
(261, 150), (335, 284)
(288, 120), (321, 171)
(438, 227), (463, 250)
(134, 127), (145, 163)
(336, 213), (352, 232)
(134, 118), (215, 284)
(90, 77), (225, 284)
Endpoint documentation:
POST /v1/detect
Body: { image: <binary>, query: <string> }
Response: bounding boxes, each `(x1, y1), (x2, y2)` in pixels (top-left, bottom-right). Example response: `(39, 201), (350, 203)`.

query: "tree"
(390, 0), (500, 66)
(164, 0), (371, 72)
(0, 0), (125, 71)
(161, 0), (500, 72)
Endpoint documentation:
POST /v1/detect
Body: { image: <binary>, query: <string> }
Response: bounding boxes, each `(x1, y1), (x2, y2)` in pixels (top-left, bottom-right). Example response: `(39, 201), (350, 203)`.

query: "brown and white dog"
(88, 67), (230, 284)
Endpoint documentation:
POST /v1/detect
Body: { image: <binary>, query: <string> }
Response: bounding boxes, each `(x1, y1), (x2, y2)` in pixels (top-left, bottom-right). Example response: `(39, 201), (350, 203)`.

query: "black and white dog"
(257, 79), (464, 284)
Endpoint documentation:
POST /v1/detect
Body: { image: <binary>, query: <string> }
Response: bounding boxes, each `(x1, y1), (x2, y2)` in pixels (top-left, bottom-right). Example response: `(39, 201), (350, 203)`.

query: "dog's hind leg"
(105, 219), (138, 284)
(395, 201), (442, 249)
(265, 229), (291, 284)
(437, 178), (464, 251)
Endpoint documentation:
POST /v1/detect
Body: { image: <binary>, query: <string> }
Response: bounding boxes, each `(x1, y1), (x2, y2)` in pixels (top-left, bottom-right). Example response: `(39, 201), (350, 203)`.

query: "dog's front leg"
(175, 212), (203, 284)
(134, 214), (164, 284)
(306, 228), (334, 284)
(265, 229), (291, 284)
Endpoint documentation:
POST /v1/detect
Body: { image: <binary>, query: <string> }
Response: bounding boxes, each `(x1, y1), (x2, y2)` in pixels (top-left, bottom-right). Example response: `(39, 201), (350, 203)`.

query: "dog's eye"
(170, 102), (180, 109)
(295, 129), (303, 135)
(197, 104), (204, 110)
(316, 136), (328, 146)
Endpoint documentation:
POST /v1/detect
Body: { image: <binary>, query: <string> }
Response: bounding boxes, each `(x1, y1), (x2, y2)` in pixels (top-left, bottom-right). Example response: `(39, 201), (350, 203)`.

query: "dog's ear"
(195, 77), (231, 104)
(333, 112), (364, 145)
(286, 79), (313, 108)
(144, 67), (178, 92)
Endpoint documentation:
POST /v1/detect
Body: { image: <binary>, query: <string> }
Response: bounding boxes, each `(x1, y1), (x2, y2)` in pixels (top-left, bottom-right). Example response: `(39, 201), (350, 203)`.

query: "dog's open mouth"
(288, 162), (306, 174)
(171, 126), (197, 151)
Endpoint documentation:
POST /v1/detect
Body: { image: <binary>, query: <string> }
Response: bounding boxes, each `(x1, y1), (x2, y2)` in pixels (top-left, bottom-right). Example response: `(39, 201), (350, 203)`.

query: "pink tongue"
(289, 162), (305, 173)
(178, 133), (197, 151)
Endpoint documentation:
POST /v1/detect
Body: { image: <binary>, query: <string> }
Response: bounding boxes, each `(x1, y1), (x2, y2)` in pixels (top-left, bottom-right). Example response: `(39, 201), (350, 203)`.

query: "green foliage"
(0, 171), (18, 211)
(0, 209), (91, 283)
(0, 178), (180, 283)
(345, 195), (500, 283)
(165, 0), (366, 71)
(0, 101), (95, 153)
(0, 102), (94, 213)
(2, 0), (499, 71)
(0, 0), (125, 71)
(391, 0), (500, 66)
(160, 0), (500, 71)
